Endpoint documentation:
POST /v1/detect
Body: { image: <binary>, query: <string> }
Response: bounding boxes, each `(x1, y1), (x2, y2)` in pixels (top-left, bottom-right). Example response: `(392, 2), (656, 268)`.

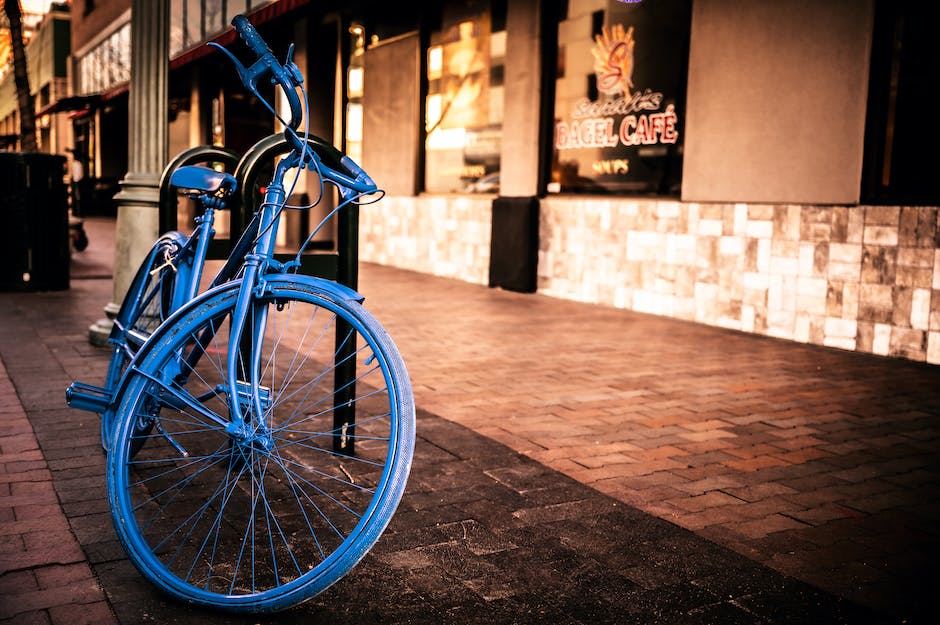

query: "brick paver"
(0, 356), (116, 625)
(1, 216), (936, 623)
(357, 260), (940, 621)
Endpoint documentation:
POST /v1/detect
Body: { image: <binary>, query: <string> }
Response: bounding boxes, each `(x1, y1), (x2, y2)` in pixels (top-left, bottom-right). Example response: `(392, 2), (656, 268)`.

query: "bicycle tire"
(102, 231), (189, 451)
(107, 278), (415, 612)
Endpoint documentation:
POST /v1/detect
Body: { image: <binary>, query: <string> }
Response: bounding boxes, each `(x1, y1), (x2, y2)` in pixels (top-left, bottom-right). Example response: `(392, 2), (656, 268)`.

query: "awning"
(36, 95), (101, 117)
(37, 83), (129, 119)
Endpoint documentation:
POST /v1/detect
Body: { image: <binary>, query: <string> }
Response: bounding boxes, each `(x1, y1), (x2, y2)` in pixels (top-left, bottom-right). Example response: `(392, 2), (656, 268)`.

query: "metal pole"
(333, 16), (358, 456)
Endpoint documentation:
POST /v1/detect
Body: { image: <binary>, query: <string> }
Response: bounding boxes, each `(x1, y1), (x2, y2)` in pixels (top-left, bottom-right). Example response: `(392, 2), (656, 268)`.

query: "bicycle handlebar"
(213, 15), (380, 198)
(337, 155), (378, 195)
(231, 14), (271, 60)
(209, 16), (303, 130)
(298, 135), (377, 195)
(232, 15), (304, 129)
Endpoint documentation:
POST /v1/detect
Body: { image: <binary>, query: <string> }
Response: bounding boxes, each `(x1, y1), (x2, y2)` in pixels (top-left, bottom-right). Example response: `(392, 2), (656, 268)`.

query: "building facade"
(353, 0), (940, 365)
(53, 0), (940, 364)
(0, 2), (71, 152)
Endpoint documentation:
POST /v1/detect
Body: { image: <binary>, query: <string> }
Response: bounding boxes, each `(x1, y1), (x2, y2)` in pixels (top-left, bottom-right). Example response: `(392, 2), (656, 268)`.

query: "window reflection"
(183, 0), (201, 50)
(346, 24), (366, 165)
(170, 0), (184, 54)
(425, 0), (505, 194)
(170, 0), (273, 57)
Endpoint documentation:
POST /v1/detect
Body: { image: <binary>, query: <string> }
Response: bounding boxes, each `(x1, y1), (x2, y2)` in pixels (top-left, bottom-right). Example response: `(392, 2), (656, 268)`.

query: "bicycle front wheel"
(107, 279), (415, 612)
(102, 231), (188, 451)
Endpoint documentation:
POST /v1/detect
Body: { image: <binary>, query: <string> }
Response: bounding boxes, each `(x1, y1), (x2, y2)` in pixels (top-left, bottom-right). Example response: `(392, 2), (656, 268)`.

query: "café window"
(425, 0), (506, 194)
(551, 0), (690, 196)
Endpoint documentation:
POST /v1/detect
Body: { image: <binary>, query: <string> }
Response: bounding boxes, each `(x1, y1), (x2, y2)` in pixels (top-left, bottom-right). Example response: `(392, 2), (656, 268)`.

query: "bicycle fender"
(261, 273), (365, 304)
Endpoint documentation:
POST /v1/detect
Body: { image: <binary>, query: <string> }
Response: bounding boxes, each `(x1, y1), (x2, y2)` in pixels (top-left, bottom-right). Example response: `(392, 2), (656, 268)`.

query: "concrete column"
(90, 0), (169, 344)
(499, 0), (542, 197)
(488, 0), (542, 293)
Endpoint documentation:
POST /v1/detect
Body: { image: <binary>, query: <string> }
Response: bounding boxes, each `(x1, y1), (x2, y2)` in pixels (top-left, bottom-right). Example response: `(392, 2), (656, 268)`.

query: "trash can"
(0, 152), (70, 291)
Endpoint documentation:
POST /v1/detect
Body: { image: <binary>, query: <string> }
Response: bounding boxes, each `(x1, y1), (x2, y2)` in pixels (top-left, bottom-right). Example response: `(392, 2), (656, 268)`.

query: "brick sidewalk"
(0, 291), (887, 624)
(358, 264), (940, 619)
(0, 216), (936, 623)
(0, 355), (116, 624)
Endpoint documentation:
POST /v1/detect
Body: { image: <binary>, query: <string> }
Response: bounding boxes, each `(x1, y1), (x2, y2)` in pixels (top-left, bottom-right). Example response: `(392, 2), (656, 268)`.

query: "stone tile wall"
(539, 199), (940, 364)
(360, 195), (940, 364)
(359, 195), (493, 285)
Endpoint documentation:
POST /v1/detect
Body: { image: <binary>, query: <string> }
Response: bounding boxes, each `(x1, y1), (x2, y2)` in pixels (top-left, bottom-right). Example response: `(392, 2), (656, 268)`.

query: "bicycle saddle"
(171, 165), (237, 197)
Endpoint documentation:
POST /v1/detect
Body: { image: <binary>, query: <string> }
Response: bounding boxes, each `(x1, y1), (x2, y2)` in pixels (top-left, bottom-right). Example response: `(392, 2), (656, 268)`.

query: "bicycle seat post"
(180, 197), (216, 303)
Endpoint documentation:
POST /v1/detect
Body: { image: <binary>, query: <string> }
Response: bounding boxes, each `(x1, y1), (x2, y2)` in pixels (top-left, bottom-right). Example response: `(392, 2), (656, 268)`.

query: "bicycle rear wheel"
(102, 231), (188, 451)
(107, 279), (415, 612)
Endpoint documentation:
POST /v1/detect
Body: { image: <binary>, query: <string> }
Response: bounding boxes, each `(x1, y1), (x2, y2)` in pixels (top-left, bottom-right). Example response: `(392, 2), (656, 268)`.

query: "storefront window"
(551, 0), (690, 196)
(77, 22), (130, 95)
(183, 0), (202, 51)
(346, 24), (366, 165)
(205, 0), (226, 36)
(425, 0), (505, 193)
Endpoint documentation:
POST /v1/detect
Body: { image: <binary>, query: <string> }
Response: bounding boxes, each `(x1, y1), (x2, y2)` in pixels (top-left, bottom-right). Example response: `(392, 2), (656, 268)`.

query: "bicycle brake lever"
(285, 44), (304, 85)
(208, 42), (257, 90)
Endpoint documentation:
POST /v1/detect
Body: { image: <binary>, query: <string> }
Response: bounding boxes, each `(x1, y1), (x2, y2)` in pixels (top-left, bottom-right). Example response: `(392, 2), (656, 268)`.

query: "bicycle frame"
(70, 14), (380, 451)
(128, 156), (354, 454)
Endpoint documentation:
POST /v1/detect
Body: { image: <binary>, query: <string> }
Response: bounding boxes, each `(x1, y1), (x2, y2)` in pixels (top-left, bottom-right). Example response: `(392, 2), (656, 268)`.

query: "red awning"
(37, 83), (128, 119)
(36, 95), (101, 117)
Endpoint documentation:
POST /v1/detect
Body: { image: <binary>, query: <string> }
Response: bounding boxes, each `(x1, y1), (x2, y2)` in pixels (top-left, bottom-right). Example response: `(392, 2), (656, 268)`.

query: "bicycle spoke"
(270, 307), (335, 408)
(279, 382), (387, 431)
(274, 451), (375, 498)
(172, 459), (244, 577)
(267, 450), (353, 539)
(280, 364), (384, 431)
(133, 449), (230, 524)
(275, 343), (374, 430)
(131, 368), (228, 430)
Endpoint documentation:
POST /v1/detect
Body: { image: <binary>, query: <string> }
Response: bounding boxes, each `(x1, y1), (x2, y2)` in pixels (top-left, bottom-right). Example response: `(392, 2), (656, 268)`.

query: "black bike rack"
(158, 137), (359, 290)
(157, 139), (361, 455)
(158, 145), (240, 235)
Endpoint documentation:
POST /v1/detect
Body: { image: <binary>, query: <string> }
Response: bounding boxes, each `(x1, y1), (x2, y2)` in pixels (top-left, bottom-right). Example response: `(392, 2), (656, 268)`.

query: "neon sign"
(556, 25), (680, 153)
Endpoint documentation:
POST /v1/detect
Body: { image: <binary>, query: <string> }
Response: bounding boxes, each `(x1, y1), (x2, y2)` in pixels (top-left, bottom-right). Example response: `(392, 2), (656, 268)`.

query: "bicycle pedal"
(66, 382), (111, 414)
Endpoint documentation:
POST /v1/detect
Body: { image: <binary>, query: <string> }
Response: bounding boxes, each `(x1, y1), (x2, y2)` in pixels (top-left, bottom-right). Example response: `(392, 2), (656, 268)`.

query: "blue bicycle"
(68, 15), (415, 612)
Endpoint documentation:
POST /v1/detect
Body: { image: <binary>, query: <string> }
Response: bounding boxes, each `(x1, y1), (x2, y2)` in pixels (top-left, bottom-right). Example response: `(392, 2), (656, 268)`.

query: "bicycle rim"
(107, 281), (414, 612)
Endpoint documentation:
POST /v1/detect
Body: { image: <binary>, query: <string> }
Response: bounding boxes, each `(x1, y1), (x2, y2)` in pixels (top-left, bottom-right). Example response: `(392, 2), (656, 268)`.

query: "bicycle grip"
(232, 15), (272, 60)
(340, 155), (377, 192)
(229, 14), (303, 130)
